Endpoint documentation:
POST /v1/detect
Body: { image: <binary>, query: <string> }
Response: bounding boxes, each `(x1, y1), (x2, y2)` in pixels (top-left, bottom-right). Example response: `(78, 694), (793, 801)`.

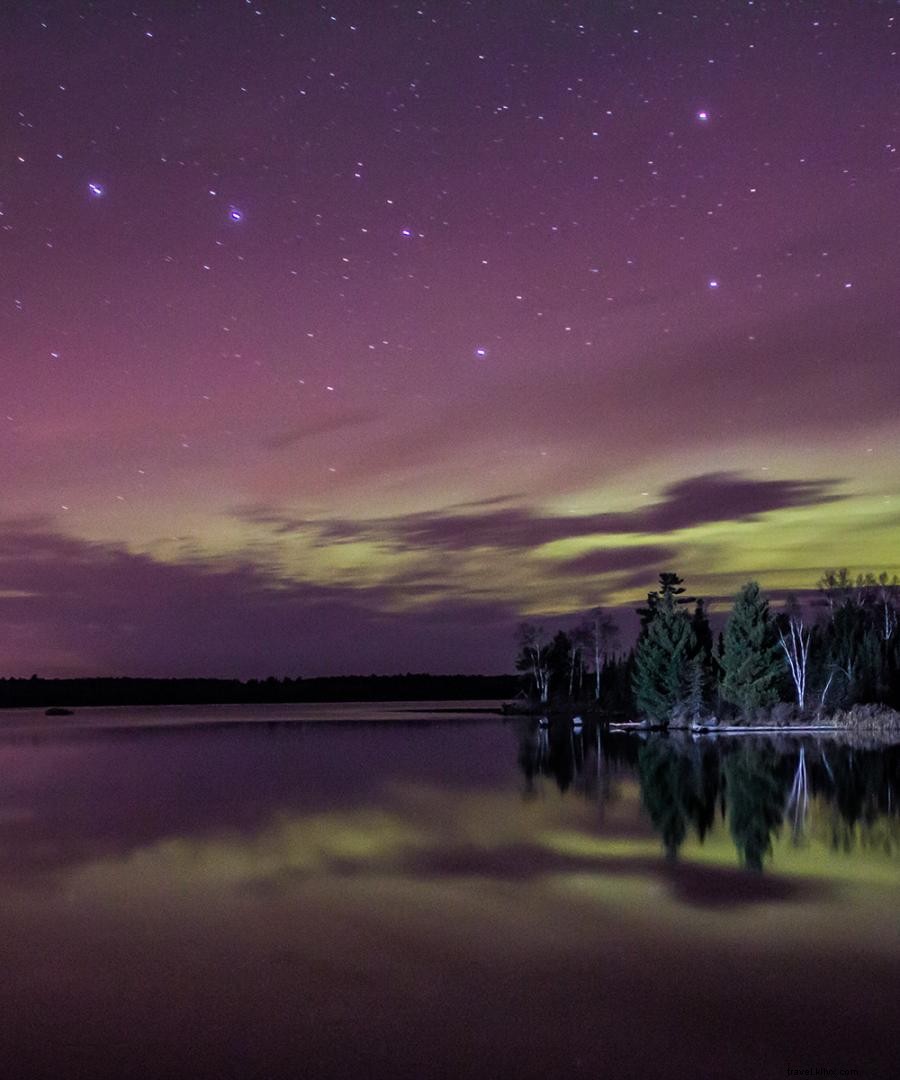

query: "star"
(228, 206), (244, 222)
(87, 182), (105, 197)
(696, 110), (709, 122)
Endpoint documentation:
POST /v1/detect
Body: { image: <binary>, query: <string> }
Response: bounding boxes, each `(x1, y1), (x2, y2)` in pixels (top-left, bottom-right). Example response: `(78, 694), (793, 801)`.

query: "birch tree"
(777, 602), (811, 710)
(568, 621), (593, 700)
(875, 572), (899, 642)
(589, 609), (619, 702)
(515, 623), (552, 704)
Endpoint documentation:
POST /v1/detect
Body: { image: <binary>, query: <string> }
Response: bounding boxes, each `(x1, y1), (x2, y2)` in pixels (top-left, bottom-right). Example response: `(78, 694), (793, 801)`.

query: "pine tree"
(636, 571), (690, 633)
(690, 597), (716, 714)
(686, 655), (706, 722)
(632, 590), (697, 724)
(691, 598), (713, 660)
(719, 582), (782, 713)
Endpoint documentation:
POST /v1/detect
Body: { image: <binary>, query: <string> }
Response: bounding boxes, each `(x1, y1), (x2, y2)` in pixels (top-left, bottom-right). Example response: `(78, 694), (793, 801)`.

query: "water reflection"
(1, 715), (898, 1078)
(515, 718), (900, 871)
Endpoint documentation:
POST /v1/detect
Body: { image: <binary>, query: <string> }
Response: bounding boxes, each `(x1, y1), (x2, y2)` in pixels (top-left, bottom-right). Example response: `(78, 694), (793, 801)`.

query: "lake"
(1, 703), (897, 1079)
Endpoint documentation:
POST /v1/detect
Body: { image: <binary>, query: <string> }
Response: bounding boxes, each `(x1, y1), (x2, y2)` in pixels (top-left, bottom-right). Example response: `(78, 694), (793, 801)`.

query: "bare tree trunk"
(882, 597), (897, 641)
(778, 615), (811, 710)
(820, 670), (835, 711)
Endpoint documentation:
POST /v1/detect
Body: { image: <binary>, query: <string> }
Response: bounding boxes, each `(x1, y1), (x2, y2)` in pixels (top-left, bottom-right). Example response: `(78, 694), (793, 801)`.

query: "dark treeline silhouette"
(0, 673), (519, 711)
(514, 568), (900, 723)
(516, 718), (900, 870)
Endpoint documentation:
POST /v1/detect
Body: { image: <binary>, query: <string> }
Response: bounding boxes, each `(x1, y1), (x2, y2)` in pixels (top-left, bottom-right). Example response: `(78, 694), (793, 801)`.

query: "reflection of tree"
(638, 740), (685, 858)
(636, 738), (721, 859)
(517, 718), (549, 796)
(548, 719), (577, 793)
(516, 718), (605, 796)
(514, 726), (899, 869)
(723, 746), (789, 871)
(823, 744), (899, 852)
(786, 745), (810, 844)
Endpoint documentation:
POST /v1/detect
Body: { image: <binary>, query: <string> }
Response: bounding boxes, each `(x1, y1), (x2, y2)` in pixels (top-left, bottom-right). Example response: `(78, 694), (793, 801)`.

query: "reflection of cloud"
(13, 781), (818, 911)
(63, 789), (833, 912)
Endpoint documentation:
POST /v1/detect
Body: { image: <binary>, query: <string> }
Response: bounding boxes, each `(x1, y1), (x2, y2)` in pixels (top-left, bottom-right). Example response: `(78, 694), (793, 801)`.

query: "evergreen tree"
(659, 572), (688, 600)
(690, 597), (716, 714)
(632, 590), (698, 724)
(822, 599), (882, 705)
(691, 598), (713, 660)
(636, 571), (690, 633)
(686, 656), (706, 721)
(719, 582), (782, 713)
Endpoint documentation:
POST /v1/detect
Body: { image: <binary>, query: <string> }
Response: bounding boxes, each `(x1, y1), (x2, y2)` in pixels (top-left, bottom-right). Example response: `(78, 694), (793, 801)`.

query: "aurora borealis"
(2, 2), (898, 676)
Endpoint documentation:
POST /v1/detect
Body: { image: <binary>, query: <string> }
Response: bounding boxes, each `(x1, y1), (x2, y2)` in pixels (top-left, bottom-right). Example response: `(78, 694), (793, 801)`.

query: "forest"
(515, 569), (900, 723)
(0, 673), (518, 710)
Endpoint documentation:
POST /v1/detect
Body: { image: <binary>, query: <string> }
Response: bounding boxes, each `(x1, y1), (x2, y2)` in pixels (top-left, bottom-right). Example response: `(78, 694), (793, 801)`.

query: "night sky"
(1, 1), (898, 677)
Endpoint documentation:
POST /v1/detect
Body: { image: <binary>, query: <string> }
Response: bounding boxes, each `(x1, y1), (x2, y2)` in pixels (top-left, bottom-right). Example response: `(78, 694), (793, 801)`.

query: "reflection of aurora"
(2, 722), (898, 1080)
(62, 765), (899, 913)
(517, 719), (900, 872)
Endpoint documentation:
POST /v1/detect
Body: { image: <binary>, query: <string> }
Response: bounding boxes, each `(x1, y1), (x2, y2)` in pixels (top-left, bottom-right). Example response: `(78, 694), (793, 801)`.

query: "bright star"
(228, 206), (244, 222)
(697, 110), (709, 122)
(87, 182), (105, 197)
(708, 279), (719, 289)
(474, 346), (488, 358)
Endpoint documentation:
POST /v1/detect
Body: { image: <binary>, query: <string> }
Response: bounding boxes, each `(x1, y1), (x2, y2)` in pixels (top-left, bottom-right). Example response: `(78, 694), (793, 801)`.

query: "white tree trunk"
(778, 615), (810, 710)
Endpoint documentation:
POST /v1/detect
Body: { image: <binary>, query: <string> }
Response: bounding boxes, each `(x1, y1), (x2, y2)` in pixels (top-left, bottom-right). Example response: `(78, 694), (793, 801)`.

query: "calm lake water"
(1, 703), (898, 1079)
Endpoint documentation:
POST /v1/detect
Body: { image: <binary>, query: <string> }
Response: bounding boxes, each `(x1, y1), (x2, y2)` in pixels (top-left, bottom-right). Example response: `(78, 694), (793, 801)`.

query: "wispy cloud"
(234, 471), (844, 554)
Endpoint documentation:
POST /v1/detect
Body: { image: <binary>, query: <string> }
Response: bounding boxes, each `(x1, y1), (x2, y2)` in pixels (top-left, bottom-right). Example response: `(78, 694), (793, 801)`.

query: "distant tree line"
(0, 673), (520, 711)
(514, 569), (900, 723)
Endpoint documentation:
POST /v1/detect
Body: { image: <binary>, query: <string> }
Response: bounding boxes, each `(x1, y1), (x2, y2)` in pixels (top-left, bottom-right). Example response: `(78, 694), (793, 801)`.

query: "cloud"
(264, 408), (379, 450)
(236, 471), (843, 554)
(0, 469), (853, 677)
(229, 291), (899, 504)
(555, 544), (679, 577)
(0, 520), (519, 678)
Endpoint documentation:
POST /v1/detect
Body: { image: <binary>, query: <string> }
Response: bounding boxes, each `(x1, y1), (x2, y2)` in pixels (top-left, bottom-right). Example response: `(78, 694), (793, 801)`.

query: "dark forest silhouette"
(514, 569), (900, 722)
(0, 673), (519, 711)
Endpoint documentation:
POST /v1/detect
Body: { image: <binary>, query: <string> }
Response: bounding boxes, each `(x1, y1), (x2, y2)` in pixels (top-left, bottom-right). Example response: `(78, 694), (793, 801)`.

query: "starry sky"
(1, 1), (898, 678)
